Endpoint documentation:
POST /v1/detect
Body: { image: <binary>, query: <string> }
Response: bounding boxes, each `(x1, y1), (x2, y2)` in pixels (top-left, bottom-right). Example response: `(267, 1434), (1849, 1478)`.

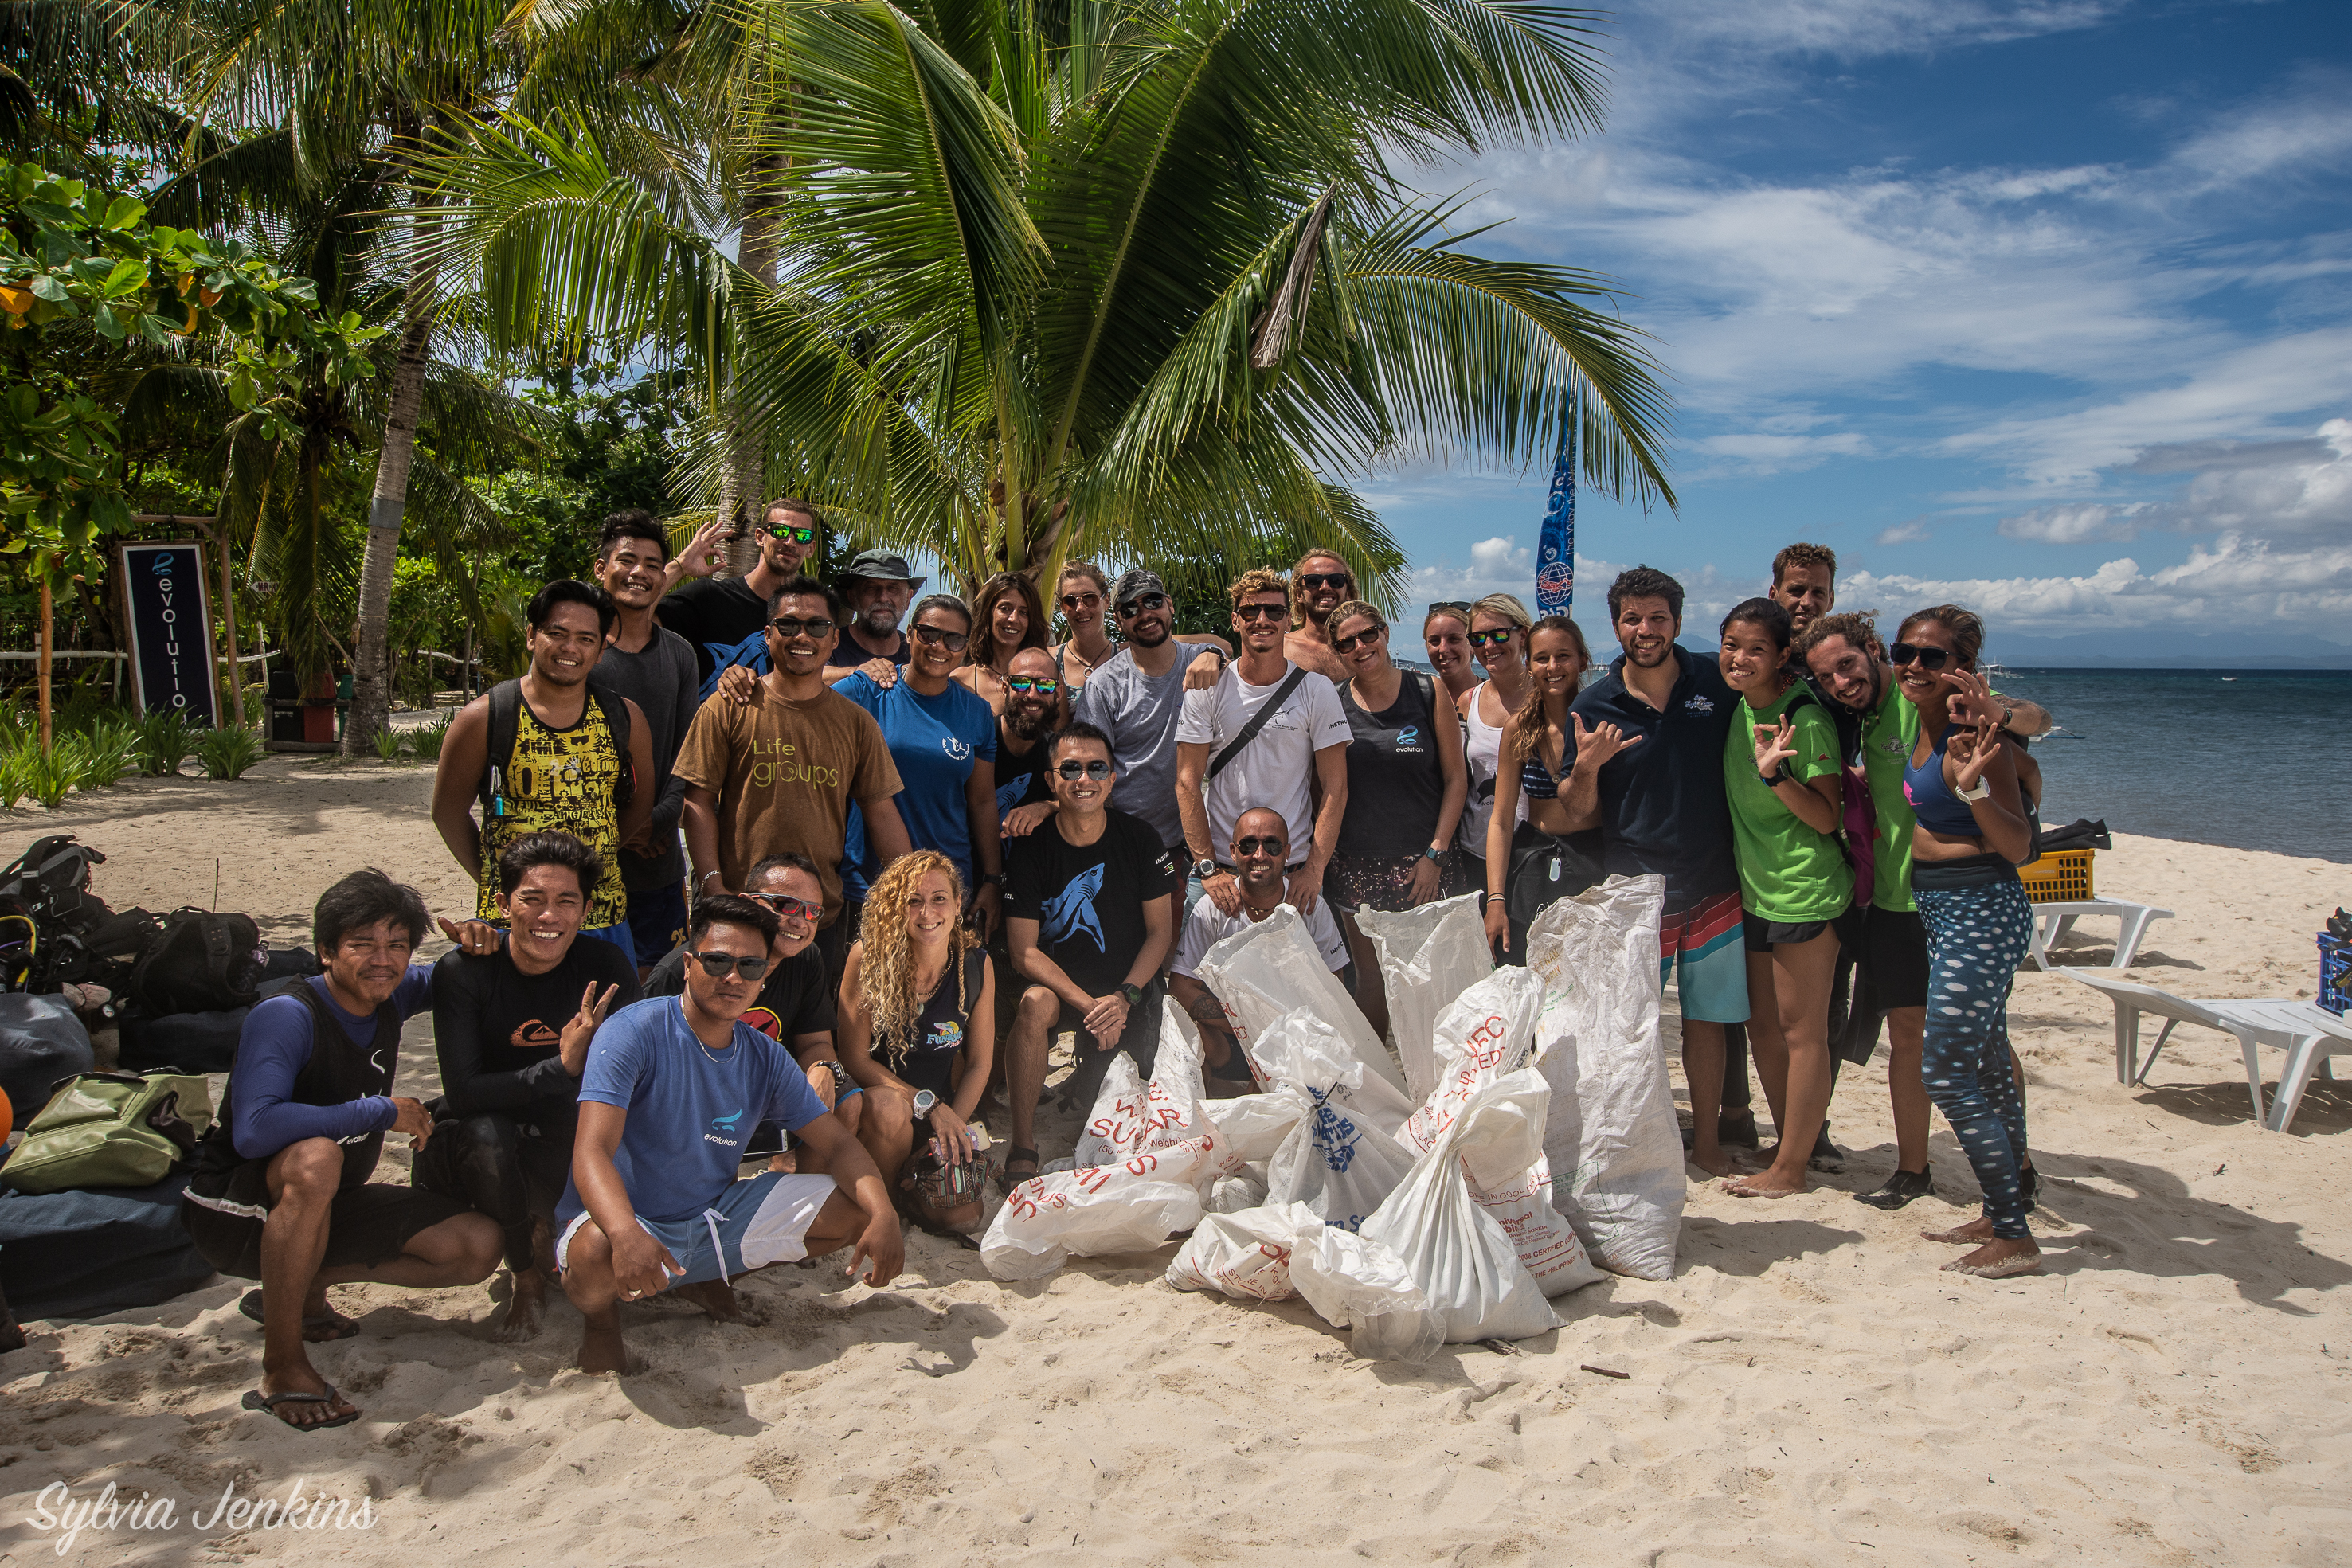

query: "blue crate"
(2321, 933), (2351, 1018)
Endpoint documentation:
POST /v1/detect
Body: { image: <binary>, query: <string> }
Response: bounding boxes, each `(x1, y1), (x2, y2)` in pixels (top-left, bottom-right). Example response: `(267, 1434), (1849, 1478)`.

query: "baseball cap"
(840, 549), (923, 587)
(1112, 569), (1169, 611)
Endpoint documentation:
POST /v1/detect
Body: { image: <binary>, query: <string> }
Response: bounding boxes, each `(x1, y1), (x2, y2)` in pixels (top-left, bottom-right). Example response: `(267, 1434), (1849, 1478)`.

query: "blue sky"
(1377, 0), (2352, 651)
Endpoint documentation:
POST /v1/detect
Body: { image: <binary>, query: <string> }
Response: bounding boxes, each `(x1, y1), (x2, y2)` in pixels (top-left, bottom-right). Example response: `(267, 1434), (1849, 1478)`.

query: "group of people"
(178, 501), (2060, 1431)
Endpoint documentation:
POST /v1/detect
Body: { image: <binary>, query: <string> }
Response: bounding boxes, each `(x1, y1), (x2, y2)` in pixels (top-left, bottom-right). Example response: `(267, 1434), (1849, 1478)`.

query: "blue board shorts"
(1659, 888), (1750, 1024)
(554, 1171), (836, 1288)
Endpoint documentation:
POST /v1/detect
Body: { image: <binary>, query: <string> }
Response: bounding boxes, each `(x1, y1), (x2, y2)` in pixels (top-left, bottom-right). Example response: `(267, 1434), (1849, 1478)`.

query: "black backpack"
(131, 909), (264, 1016)
(0, 835), (158, 995)
(477, 678), (635, 819)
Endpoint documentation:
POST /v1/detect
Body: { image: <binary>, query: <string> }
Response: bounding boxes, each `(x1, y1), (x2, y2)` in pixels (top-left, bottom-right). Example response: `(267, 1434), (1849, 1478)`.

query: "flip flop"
(241, 1386), (362, 1429)
(995, 1146), (1041, 1196)
(238, 1289), (358, 1341)
(1941, 1253), (2044, 1279)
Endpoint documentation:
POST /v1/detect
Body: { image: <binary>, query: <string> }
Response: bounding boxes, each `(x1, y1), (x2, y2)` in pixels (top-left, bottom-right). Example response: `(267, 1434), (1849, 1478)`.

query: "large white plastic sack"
(1166, 1201), (1446, 1363)
(1074, 999), (1232, 1185)
(1202, 1084), (1308, 1166)
(1195, 905), (1415, 1120)
(980, 1173), (1203, 1281)
(1167, 1203), (1304, 1300)
(1356, 893), (1492, 1102)
(1523, 874), (1685, 1281)
(1256, 1011), (1419, 1232)
(1207, 1171), (1270, 1213)
(1360, 1072), (1565, 1343)
(1395, 968), (1602, 1298)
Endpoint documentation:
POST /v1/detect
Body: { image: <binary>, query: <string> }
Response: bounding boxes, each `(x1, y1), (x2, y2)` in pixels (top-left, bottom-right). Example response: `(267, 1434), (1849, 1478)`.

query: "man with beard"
(658, 497), (825, 689)
(1552, 566), (1749, 1179)
(432, 579), (659, 964)
(1283, 549), (1355, 682)
(992, 646), (1066, 832)
(828, 550), (922, 671)
(592, 511), (701, 971)
(1072, 569), (1221, 858)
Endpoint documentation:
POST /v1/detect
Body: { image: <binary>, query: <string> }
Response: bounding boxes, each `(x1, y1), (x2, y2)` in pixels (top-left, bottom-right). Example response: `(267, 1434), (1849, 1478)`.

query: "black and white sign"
(118, 543), (217, 725)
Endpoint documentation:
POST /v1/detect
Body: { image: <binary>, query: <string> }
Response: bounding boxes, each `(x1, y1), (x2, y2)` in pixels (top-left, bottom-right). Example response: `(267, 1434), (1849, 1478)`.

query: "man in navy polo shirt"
(1553, 565), (1751, 1179)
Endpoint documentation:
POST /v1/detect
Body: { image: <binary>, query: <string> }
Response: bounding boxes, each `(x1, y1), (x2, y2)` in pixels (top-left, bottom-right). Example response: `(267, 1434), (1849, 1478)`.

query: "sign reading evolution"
(117, 543), (218, 725)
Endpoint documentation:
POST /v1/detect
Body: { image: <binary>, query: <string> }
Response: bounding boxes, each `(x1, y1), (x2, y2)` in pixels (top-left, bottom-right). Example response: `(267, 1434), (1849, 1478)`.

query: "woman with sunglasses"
(1716, 596), (1851, 1201)
(957, 571), (1059, 719)
(831, 595), (1006, 940)
(1454, 594), (1533, 905)
(1891, 605), (2041, 1277)
(1423, 603), (1480, 709)
(1047, 561), (1117, 694)
(1324, 600), (1468, 1038)
(837, 851), (995, 1234)
(1481, 616), (1606, 958)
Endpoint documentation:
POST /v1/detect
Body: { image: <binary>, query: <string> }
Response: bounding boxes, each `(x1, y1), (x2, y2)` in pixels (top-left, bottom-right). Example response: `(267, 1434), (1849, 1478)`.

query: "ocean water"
(1994, 668), (2351, 865)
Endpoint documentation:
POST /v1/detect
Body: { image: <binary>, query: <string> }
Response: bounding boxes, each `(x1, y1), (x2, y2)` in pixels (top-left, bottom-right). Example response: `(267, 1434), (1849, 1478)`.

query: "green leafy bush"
(76, 718), (139, 788)
(20, 737), (80, 808)
(409, 713), (452, 761)
(134, 710), (196, 776)
(194, 724), (264, 780)
(372, 725), (409, 762)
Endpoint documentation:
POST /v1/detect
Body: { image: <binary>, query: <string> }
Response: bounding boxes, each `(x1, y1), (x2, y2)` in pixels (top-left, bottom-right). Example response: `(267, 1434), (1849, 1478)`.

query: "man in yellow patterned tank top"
(432, 581), (658, 965)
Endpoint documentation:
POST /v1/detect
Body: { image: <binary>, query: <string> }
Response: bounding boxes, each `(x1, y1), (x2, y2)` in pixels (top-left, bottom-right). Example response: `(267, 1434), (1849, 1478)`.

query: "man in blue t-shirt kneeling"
(555, 893), (903, 1373)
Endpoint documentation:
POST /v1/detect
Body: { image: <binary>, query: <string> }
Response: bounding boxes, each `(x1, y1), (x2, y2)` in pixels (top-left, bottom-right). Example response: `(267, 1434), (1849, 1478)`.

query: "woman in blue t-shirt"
(832, 595), (1006, 937)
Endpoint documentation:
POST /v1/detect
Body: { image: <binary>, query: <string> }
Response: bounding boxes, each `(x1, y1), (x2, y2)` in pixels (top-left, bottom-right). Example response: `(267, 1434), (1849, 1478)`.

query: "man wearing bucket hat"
(828, 550), (924, 673)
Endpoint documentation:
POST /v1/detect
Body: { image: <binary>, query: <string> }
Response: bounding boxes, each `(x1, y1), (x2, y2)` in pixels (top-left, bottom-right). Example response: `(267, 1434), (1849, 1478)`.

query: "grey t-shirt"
(1073, 649), (1190, 850)
(589, 625), (700, 890)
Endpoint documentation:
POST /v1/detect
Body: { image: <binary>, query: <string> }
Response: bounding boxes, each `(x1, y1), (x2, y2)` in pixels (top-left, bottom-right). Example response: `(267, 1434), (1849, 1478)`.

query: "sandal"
(238, 1289), (358, 1342)
(241, 1385), (362, 1430)
(996, 1145), (1040, 1195)
(1854, 1164), (1935, 1211)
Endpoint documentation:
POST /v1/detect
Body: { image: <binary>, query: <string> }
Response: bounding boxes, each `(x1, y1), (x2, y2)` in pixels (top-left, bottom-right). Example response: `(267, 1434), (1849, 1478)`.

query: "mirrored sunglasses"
(1055, 759), (1113, 780)
(1008, 677), (1060, 695)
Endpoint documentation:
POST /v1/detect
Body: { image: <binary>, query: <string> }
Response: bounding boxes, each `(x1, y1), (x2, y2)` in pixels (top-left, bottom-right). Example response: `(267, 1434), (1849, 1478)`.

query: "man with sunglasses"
(658, 498), (825, 689)
(1001, 721), (1178, 1185)
(1283, 549), (1356, 682)
(556, 893), (902, 1374)
(675, 577), (914, 987)
(828, 550), (925, 672)
(991, 647), (1066, 831)
(1176, 569), (1351, 920)
(1070, 569), (1224, 858)
(1168, 807), (1352, 1085)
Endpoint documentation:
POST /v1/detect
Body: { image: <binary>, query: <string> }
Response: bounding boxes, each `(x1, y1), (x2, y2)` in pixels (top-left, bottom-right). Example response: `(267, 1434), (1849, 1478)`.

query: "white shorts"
(555, 1171), (836, 1288)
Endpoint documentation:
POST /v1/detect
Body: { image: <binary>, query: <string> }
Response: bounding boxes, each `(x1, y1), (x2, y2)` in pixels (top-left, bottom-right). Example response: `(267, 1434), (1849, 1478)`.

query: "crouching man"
(182, 870), (504, 1430)
(556, 893), (903, 1374)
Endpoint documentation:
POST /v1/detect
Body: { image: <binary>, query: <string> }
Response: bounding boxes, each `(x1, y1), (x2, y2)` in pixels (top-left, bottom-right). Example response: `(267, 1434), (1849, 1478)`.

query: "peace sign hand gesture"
(1751, 714), (1798, 780)
(559, 982), (621, 1077)
(1568, 712), (1642, 775)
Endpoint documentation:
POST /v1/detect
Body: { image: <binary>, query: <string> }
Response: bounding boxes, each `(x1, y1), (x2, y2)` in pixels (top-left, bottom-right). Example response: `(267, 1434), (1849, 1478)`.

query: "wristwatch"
(1423, 846), (1446, 863)
(910, 1089), (938, 1119)
(1759, 768), (1790, 788)
(814, 1059), (847, 1089)
(976, 870), (1004, 887)
(1119, 982), (1145, 1007)
(1192, 857), (1219, 881)
(1955, 776), (1992, 803)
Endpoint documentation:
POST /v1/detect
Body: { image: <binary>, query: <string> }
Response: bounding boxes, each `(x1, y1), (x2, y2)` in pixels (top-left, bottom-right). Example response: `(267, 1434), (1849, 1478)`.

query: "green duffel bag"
(2, 1069), (215, 1193)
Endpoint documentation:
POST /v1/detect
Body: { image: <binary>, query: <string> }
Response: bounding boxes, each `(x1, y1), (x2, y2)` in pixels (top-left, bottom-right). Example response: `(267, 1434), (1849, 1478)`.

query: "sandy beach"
(0, 754), (2346, 1566)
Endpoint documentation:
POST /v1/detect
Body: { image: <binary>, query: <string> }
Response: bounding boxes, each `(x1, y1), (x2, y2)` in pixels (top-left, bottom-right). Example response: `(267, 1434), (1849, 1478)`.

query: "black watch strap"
(1120, 982), (1145, 1007)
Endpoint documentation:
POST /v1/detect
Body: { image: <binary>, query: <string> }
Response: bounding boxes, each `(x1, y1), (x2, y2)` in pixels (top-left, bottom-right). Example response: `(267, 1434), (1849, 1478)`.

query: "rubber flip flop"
(241, 1385), (362, 1430)
(237, 1289), (358, 1341)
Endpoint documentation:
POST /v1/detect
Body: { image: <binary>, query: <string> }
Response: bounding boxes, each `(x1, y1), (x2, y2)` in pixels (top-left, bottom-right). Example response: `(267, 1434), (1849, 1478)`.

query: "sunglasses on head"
(1055, 758), (1113, 780)
(1888, 642), (1953, 671)
(749, 892), (820, 923)
(1429, 600), (1472, 617)
(1008, 676), (1060, 695)
(1331, 625), (1384, 652)
(760, 524), (816, 545)
(769, 615), (835, 638)
(686, 950), (771, 981)
(1297, 572), (1352, 591)
(1235, 835), (1287, 857)
(1466, 628), (1516, 648)
(1117, 593), (1168, 616)
(1235, 602), (1288, 623)
(913, 623), (970, 652)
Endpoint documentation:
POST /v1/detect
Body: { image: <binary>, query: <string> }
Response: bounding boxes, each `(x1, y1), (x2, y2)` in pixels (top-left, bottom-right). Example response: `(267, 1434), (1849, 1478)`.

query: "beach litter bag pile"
(1166, 1200), (1446, 1363)
(1356, 893), (1492, 1103)
(1192, 905), (1416, 1117)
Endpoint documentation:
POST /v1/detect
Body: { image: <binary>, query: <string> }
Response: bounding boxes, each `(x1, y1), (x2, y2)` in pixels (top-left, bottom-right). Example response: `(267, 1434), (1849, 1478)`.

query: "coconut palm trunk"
(343, 303), (432, 753)
(719, 175), (781, 576)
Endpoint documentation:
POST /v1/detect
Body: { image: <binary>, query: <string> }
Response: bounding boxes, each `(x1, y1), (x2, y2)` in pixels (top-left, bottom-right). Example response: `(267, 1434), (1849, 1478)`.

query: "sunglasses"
(748, 892), (820, 923)
(1467, 628), (1516, 649)
(1235, 835), (1287, 857)
(685, 950), (772, 981)
(913, 624), (970, 652)
(1430, 600), (1472, 617)
(1059, 592), (1101, 611)
(1055, 758), (1113, 780)
(1331, 626), (1384, 652)
(1008, 677), (1060, 695)
(1297, 573), (1352, 591)
(1235, 603), (1288, 623)
(769, 616), (835, 638)
(760, 524), (816, 545)
(1888, 642), (1953, 671)
(1117, 593), (1168, 616)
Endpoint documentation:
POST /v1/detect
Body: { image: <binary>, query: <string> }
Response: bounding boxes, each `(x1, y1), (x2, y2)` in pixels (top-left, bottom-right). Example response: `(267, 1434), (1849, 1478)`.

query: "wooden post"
(37, 573), (52, 756)
(213, 524), (243, 729)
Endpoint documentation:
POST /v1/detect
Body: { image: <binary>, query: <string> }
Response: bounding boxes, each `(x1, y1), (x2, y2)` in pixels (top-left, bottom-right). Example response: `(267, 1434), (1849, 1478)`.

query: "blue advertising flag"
(1535, 426), (1575, 616)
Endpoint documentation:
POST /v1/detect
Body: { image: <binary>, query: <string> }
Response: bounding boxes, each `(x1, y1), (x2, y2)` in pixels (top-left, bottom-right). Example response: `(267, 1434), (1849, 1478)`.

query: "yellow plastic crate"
(2017, 847), (2093, 905)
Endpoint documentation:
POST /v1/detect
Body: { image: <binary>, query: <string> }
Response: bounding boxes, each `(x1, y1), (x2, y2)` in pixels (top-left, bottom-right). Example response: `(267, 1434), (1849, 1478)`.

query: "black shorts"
(1857, 906), (1930, 1011)
(182, 1159), (468, 1282)
(1058, 976), (1166, 1101)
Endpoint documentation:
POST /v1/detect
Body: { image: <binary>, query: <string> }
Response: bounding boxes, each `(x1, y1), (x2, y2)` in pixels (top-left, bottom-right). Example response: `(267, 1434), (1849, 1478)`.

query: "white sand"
(1, 756), (2346, 1565)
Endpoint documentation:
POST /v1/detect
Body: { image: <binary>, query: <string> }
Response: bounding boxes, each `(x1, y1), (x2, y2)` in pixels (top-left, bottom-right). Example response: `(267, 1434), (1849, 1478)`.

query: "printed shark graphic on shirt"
(1043, 862), (1108, 953)
(995, 772), (1036, 815)
(698, 632), (771, 700)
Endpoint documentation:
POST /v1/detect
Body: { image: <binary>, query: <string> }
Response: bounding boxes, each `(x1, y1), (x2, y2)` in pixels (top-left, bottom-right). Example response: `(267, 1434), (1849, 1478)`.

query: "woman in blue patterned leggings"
(1892, 604), (2043, 1278)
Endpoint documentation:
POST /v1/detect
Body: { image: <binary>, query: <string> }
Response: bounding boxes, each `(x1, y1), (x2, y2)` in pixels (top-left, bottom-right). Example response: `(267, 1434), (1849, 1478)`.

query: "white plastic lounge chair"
(2023, 900), (2174, 971)
(2068, 972), (2352, 1132)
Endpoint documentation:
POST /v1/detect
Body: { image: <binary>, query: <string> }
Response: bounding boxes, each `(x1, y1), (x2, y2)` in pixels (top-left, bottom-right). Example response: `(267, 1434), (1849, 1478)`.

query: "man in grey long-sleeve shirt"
(592, 510), (703, 973)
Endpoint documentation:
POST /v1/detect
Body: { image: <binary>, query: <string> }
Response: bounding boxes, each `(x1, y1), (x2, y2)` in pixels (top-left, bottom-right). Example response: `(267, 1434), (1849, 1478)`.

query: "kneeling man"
(183, 870), (503, 1429)
(557, 893), (903, 1373)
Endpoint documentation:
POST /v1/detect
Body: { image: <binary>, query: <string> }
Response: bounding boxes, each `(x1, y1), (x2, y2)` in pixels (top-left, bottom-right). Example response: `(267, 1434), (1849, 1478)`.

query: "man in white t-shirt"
(1169, 807), (1350, 1082)
(1175, 568), (1350, 919)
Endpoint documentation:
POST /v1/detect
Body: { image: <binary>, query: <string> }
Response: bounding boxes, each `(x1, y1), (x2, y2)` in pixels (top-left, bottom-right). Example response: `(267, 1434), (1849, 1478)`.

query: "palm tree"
(414, 0), (1673, 606)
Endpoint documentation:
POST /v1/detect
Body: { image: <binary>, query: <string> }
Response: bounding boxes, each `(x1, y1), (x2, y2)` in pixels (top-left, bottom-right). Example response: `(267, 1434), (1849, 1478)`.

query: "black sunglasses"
(1235, 603), (1288, 622)
(1888, 642), (1953, 671)
(759, 524), (816, 545)
(1331, 626), (1384, 652)
(685, 950), (771, 981)
(769, 616), (835, 637)
(1297, 572), (1352, 591)
(1429, 600), (1472, 617)
(1008, 676), (1059, 695)
(913, 623), (970, 652)
(1055, 758), (1113, 780)
(1117, 593), (1168, 616)
(1466, 628), (1516, 648)
(1235, 835), (1287, 857)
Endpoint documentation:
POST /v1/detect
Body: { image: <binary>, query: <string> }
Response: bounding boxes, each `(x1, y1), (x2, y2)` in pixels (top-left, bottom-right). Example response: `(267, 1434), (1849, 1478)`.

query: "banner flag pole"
(1535, 389), (1576, 616)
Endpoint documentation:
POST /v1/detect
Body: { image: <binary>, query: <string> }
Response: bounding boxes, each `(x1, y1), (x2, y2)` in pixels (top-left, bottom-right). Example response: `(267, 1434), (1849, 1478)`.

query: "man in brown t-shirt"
(676, 578), (912, 969)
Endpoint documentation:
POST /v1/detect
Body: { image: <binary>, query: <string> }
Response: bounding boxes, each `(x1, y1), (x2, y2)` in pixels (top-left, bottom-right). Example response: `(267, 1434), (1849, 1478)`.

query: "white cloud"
(1650, 0), (2122, 57)
(1996, 502), (2147, 544)
(2170, 417), (2352, 540)
(1693, 430), (1872, 474)
(1877, 518), (1933, 545)
(2166, 73), (2352, 191)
